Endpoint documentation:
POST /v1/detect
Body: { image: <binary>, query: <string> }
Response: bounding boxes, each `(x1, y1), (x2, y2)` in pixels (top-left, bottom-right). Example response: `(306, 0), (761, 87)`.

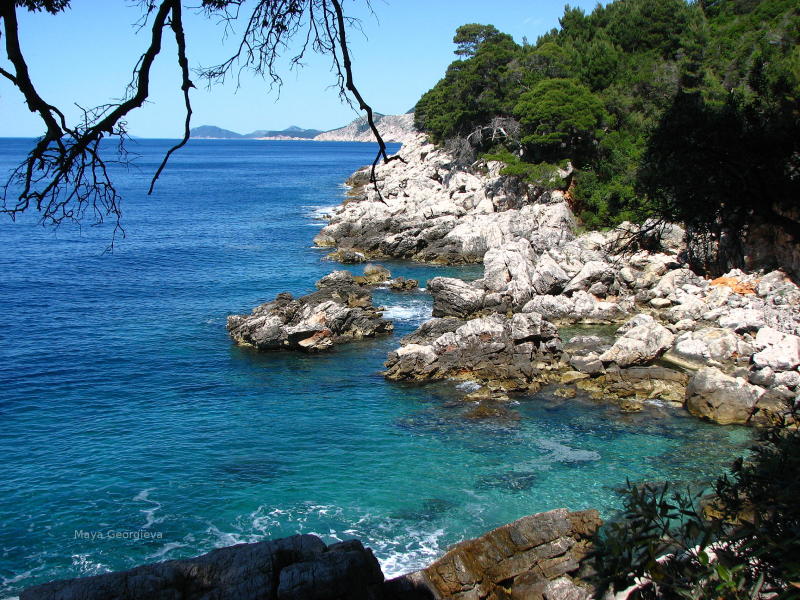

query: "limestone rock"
(357, 264), (392, 285)
(388, 277), (419, 291)
(599, 318), (674, 367)
(384, 313), (560, 389)
(326, 248), (367, 264)
(428, 277), (486, 318)
(667, 328), (741, 368)
(563, 261), (613, 295)
(227, 272), (393, 352)
(752, 327), (800, 371)
(686, 367), (766, 425)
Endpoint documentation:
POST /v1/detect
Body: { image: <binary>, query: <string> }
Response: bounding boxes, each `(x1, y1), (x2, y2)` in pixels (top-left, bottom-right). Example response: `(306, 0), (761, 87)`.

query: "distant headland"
(190, 113), (415, 143)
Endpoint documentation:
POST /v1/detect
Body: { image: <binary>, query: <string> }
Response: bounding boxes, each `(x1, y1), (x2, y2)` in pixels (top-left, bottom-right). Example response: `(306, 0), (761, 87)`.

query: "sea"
(0, 138), (751, 598)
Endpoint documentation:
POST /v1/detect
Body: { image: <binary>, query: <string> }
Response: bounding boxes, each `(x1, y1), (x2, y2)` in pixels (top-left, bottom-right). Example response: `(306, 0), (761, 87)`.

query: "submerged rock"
(227, 270), (393, 352)
(388, 277), (419, 291)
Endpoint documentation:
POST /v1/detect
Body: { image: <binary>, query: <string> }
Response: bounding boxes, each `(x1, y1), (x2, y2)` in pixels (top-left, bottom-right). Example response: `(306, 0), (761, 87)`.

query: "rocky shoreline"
(309, 134), (800, 426)
(236, 133), (799, 427)
(22, 509), (600, 600)
(26, 133), (800, 598)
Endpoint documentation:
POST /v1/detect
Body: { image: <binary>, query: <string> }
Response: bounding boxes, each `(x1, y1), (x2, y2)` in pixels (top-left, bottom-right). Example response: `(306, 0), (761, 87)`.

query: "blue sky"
(0, 1), (606, 138)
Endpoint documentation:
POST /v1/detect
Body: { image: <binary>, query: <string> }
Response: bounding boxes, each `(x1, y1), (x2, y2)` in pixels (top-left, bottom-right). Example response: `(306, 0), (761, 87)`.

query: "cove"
(0, 139), (750, 599)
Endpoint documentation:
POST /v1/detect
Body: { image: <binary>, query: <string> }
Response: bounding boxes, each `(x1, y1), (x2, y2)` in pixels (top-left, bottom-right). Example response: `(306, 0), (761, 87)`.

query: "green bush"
(481, 150), (566, 189)
(593, 418), (800, 599)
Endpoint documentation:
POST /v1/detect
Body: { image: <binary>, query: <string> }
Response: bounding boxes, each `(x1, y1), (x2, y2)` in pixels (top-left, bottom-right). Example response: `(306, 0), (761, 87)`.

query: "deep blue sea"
(0, 139), (750, 598)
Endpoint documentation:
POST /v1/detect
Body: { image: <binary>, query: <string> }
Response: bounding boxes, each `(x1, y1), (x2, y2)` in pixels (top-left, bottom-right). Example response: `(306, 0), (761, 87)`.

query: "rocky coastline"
(227, 266), (399, 352)
(27, 133), (800, 598)
(313, 134), (800, 426)
(22, 509), (601, 600)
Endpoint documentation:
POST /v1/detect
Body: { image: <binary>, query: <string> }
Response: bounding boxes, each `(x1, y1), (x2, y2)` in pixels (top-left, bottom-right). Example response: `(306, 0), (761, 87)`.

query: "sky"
(0, 0), (606, 138)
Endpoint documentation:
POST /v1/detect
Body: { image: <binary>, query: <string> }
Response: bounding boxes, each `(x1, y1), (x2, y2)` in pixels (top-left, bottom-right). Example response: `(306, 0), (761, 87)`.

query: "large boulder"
(389, 509), (601, 600)
(599, 316), (674, 367)
(384, 313), (561, 390)
(666, 327), (743, 368)
(686, 367), (766, 425)
(227, 271), (393, 352)
(22, 536), (385, 600)
(428, 277), (486, 319)
(752, 327), (800, 372)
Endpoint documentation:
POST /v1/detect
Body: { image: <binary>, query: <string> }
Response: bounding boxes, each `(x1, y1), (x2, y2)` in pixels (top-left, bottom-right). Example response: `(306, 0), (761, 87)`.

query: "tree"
(452, 23), (503, 58)
(513, 78), (606, 164)
(0, 0), (397, 236)
(593, 415), (800, 599)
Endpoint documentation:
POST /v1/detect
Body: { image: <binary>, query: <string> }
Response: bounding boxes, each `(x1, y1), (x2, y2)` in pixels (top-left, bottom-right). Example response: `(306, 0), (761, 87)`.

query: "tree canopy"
(413, 0), (800, 274)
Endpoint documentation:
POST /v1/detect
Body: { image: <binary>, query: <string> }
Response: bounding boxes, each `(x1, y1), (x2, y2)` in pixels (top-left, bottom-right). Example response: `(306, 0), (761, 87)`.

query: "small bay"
(0, 139), (749, 598)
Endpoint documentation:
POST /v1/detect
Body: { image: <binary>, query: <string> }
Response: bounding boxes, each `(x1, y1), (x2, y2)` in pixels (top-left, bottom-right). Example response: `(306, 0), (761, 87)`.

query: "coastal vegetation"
(594, 418), (800, 599)
(414, 0), (800, 273)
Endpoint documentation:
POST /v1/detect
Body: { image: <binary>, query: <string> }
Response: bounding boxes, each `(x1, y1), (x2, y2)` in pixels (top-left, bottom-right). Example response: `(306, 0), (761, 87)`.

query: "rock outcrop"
(314, 134), (800, 426)
(314, 113), (416, 144)
(227, 269), (393, 352)
(384, 312), (563, 392)
(686, 367), (766, 425)
(23, 511), (601, 600)
(390, 509), (601, 600)
(314, 134), (575, 265)
(22, 536), (385, 600)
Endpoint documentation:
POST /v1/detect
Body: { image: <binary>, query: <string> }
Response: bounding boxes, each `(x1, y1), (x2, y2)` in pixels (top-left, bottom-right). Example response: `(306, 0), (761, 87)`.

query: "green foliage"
(513, 78), (606, 164)
(414, 29), (519, 142)
(452, 24), (503, 58)
(15, 0), (70, 12)
(481, 150), (565, 188)
(593, 422), (800, 599)
(414, 0), (800, 238)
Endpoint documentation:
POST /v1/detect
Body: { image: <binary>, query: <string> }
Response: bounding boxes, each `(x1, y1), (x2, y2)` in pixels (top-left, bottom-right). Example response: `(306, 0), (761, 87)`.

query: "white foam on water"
(645, 399), (678, 408)
(70, 554), (108, 576)
(381, 299), (431, 324)
(454, 381), (482, 393)
(146, 541), (187, 561)
(208, 502), (450, 581)
(134, 488), (164, 529)
(1, 567), (39, 588)
(376, 527), (447, 579)
(303, 205), (340, 221)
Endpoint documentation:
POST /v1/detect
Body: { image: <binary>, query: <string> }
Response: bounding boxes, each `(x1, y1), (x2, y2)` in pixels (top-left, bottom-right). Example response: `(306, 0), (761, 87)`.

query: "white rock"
(718, 308), (765, 332)
(686, 367), (765, 425)
(752, 328), (800, 371)
(600, 320), (674, 367)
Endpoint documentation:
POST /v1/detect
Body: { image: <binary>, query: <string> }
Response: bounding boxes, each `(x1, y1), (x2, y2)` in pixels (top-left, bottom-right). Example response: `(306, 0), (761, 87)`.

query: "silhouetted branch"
(149, 1), (194, 194)
(2, 0), (394, 232)
(330, 0), (404, 202)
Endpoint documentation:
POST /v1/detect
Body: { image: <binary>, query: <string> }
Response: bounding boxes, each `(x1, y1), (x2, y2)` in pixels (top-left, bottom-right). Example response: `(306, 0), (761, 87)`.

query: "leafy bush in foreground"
(593, 419), (800, 599)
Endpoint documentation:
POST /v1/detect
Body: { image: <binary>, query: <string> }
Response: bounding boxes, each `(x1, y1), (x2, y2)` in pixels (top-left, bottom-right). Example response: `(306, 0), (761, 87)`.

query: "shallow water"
(0, 139), (750, 597)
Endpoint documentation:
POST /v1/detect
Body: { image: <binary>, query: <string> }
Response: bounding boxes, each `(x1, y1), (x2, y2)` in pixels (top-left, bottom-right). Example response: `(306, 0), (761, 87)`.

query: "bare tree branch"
(149, 0), (194, 194)
(2, 0), (397, 233)
(330, 0), (404, 199)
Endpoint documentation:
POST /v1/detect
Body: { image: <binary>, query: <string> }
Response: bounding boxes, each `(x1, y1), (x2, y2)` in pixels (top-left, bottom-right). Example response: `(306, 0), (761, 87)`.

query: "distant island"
(190, 113), (415, 143)
(189, 124), (322, 140)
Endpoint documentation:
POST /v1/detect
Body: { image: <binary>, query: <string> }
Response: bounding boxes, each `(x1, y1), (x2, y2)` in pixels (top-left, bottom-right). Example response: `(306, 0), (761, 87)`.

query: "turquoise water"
(0, 139), (750, 597)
